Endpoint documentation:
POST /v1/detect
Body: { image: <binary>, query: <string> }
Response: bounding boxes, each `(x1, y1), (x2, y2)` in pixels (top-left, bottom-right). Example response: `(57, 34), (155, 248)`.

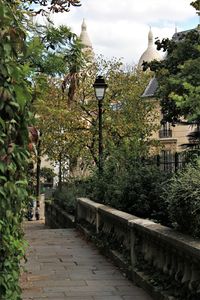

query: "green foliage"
(117, 163), (170, 224)
(53, 179), (90, 213)
(58, 152), (200, 238)
(53, 186), (76, 213)
(26, 24), (82, 76)
(146, 28), (200, 124)
(34, 56), (156, 180)
(0, 1), (31, 298)
(40, 167), (55, 182)
(24, 0), (81, 15)
(84, 155), (171, 226)
(75, 58), (157, 170)
(0, 0), (82, 298)
(190, 0), (200, 15)
(165, 163), (200, 237)
(0, 220), (27, 299)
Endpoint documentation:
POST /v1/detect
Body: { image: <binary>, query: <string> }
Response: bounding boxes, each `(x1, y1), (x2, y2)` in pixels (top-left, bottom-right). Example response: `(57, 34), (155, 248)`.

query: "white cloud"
(49, 0), (197, 65)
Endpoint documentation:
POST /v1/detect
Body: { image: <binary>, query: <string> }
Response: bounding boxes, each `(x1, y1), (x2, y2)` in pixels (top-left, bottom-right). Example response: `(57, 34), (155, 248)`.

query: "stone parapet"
(76, 197), (200, 300)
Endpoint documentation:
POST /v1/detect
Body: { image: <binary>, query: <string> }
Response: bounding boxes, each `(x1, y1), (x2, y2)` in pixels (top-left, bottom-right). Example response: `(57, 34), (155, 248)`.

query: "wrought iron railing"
(159, 129), (172, 138)
(143, 152), (186, 172)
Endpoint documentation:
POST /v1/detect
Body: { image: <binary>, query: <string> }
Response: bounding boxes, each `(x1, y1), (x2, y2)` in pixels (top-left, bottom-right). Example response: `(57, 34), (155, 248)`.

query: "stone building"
(140, 28), (193, 171)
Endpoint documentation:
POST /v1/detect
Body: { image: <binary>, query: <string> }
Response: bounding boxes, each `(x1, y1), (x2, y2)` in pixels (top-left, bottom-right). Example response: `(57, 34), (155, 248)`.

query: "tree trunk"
(58, 152), (62, 191)
(36, 139), (41, 197)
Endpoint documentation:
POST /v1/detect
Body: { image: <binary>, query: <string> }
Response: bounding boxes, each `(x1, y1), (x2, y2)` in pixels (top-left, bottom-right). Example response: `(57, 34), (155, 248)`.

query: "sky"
(37, 0), (198, 66)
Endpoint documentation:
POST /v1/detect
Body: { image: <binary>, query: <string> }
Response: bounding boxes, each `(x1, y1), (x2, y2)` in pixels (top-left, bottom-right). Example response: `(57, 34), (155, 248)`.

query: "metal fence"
(143, 152), (187, 172)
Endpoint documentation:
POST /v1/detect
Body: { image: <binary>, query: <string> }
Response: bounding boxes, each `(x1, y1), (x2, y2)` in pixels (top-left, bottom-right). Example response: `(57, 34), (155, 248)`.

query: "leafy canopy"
(144, 2), (200, 124)
(22, 0), (81, 14)
(145, 29), (200, 124)
(34, 55), (158, 178)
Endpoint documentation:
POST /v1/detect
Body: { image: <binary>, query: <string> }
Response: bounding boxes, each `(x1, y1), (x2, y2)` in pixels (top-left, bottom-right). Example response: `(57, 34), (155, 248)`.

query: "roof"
(172, 29), (194, 41)
(141, 77), (158, 98)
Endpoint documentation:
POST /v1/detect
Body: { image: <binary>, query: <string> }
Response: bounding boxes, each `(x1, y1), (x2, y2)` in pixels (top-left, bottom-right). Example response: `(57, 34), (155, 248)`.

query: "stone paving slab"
(21, 221), (153, 300)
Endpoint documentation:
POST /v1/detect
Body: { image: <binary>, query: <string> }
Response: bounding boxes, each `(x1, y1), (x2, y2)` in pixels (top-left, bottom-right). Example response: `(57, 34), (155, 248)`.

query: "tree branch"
(24, 0), (81, 14)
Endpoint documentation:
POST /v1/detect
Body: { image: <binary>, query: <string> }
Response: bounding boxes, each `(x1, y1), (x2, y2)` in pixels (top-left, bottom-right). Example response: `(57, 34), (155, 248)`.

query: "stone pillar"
(38, 194), (45, 220)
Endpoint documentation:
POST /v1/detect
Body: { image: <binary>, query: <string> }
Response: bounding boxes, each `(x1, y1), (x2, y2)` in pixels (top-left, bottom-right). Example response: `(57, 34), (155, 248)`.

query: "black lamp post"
(93, 76), (107, 174)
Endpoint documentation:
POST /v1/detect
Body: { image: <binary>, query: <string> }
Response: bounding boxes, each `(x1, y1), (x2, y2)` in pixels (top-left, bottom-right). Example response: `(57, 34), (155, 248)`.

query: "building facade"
(140, 29), (194, 171)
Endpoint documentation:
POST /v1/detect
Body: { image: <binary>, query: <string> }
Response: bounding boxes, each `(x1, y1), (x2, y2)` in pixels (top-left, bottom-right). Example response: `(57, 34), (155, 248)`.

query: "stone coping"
(77, 197), (136, 225)
(77, 197), (200, 260)
(129, 218), (200, 259)
(77, 197), (105, 210)
(98, 206), (137, 225)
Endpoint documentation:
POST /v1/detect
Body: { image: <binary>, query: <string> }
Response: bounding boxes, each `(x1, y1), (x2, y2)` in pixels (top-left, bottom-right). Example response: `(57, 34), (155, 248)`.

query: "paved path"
(21, 221), (153, 300)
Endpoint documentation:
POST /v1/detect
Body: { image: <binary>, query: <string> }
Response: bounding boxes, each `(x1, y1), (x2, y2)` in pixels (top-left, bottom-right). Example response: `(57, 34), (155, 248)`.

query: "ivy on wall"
(0, 1), (82, 298)
(0, 1), (31, 298)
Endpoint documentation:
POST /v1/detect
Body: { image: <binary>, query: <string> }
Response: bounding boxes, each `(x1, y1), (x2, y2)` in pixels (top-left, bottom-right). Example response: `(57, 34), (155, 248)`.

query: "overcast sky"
(43, 0), (198, 66)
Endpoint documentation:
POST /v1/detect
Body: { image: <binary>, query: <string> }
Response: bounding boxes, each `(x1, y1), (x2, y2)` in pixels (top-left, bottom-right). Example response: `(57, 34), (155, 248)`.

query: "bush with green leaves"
(120, 163), (170, 225)
(165, 163), (200, 237)
(53, 186), (76, 213)
(55, 155), (200, 237)
(53, 178), (91, 213)
(87, 157), (171, 226)
(40, 167), (56, 183)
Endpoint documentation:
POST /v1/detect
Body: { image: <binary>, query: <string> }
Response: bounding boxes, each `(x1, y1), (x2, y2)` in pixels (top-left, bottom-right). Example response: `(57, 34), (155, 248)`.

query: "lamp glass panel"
(95, 87), (105, 100)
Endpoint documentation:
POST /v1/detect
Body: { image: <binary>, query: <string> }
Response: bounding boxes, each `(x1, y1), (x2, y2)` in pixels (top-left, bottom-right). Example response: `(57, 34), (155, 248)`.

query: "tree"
(40, 167), (56, 183)
(26, 22), (85, 191)
(33, 77), (87, 186)
(34, 55), (158, 181)
(144, 3), (200, 125)
(23, 0), (81, 14)
(190, 1), (200, 15)
(73, 56), (158, 168)
(26, 24), (83, 77)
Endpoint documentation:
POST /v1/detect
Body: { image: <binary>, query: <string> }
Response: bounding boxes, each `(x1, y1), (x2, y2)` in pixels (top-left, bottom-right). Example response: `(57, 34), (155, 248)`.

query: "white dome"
(80, 19), (93, 49)
(138, 28), (162, 67)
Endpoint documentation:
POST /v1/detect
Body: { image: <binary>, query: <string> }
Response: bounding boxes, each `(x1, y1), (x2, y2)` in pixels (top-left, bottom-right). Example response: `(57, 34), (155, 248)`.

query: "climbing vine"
(0, 1), (31, 299)
(0, 0), (82, 298)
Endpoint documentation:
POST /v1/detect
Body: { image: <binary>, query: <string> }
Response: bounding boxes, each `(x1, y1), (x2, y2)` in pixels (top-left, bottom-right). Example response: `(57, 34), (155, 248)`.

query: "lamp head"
(93, 76), (107, 100)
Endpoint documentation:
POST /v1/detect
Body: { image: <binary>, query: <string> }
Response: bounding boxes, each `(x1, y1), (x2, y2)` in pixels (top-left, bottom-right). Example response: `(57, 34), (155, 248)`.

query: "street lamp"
(93, 76), (107, 173)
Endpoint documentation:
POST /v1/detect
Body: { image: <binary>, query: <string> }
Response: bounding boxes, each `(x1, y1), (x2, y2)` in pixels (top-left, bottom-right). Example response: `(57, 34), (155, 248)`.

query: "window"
(159, 122), (172, 138)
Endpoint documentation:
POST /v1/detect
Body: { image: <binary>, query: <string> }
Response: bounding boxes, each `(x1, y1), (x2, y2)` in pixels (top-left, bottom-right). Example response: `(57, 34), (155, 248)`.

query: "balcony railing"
(159, 128), (172, 138)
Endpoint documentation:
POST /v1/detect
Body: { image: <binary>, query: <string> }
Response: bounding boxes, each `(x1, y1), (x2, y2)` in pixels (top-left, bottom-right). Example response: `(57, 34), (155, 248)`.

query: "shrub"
(120, 164), (171, 225)
(53, 185), (77, 213)
(53, 178), (92, 214)
(87, 158), (171, 226)
(166, 163), (200, 237)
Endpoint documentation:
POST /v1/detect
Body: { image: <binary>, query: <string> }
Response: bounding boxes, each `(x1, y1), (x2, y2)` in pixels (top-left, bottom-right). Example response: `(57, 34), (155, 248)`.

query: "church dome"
(80, 19), (93, 49)
(138, 28), (161, 67)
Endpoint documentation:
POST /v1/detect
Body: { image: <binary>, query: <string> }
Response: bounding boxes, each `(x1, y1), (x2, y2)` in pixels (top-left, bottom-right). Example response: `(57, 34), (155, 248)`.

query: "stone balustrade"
(76, 197), (104, 233)
(76, 197), (200, 299)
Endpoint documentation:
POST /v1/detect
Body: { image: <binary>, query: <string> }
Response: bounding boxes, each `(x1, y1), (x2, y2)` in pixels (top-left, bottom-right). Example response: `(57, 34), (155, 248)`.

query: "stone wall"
(76, 197), (200, 300)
